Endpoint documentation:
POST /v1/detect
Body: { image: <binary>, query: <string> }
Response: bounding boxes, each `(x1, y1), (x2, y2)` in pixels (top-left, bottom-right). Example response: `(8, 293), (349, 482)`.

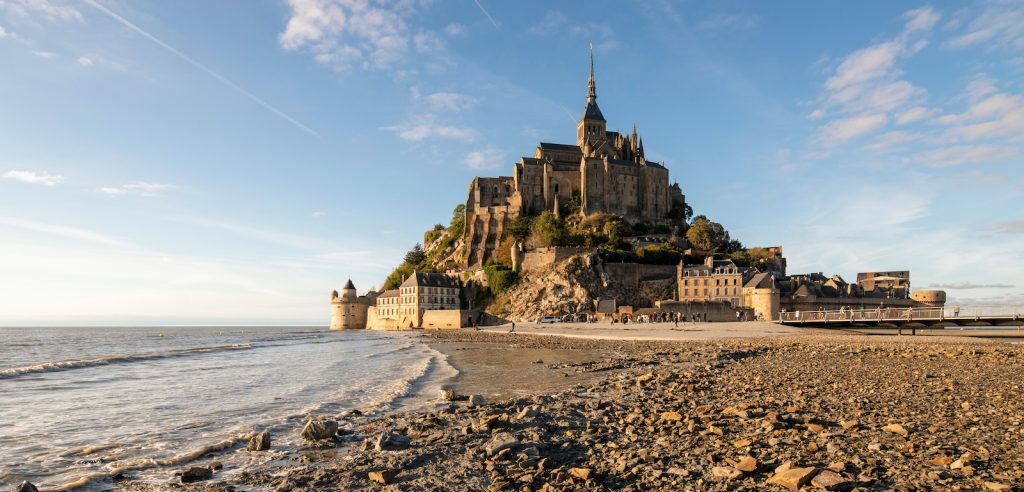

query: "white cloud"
(31, 49), (56, 59)
(964, 74), (998, 102)
(278, 0), (440, 71)
(0, 216), (131, 248)
(382, 115), (476, 142)
(818, 113), (888, 145)
(894, 106), (938, 125)
(0, 25), (7, 37)
(76, 56), (93, 66)
(3, 169), (63, 186)
(866, 131), (919, 152)
(903, 144), (1017, 168)
(902, 7), (941, 34)
(0, 0), (83, 22)
(938, 92), (1024, 141)
(945, 2), (1024, 50)
(527, 10), (566, 34)
(806, 109), (825, 120)
(698, 13), (760, 31)
(311, 211), (326, 219)
(824, 41), (902, 93)
(98, 182), (174, 197)
(463, 147), (505, 170)
(997, 219), (1024, 234)
(425, 92), (476, 112)
(442, 23), (466, 37)
(927, 281), (1015, 289)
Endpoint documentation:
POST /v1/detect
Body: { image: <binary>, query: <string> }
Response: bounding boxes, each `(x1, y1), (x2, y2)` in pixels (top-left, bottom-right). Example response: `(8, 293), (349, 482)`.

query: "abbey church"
(463, 49), (685, 268)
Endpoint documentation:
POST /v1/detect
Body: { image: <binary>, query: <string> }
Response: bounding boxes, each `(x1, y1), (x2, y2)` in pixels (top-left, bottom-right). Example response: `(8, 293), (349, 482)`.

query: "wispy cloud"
(382, 115), (476, 142)
(944, 2), (1024, 50)
(903, 144), (1017, 168)
(463, 147), (505, 170)
(76, 56), (93, 66)
(927, 281), (1015, 289)
(0, 0), (82, 22)
(0, 216), (131, 248)
(84, 0), (320, 138)
(996, 219), (1024, 234)
(311, 211), (325, 219)
(98, 182), (174, 197)
(425, 92), (477, 112)
(164, 215), (334, 252)
(698, 13), (760, 31)
(31, 49), (56, 59)
(3, 169), (64, 186)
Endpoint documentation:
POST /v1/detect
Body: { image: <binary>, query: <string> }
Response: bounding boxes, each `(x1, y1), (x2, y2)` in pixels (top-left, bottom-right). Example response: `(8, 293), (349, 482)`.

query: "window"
(716, 288), (720, 296)
(684, 279), (689, 286)
(684, 288), (689, 296)
(703, 288), (708, 296)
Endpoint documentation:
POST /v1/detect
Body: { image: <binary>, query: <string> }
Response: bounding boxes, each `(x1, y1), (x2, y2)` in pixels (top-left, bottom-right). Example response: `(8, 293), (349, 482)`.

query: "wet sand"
(478, 320), (816, 341)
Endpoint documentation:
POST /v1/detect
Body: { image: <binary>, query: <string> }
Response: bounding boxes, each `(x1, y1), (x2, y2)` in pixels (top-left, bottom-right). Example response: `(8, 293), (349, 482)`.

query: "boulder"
(484, 434), (518, 456)
(442, 389), (457, 401)
(301, 419), (339, 441)
(810, 469), (848, 489)
(468, 394), (487, 408)
(736, 456), (758, 473)
(766, 466), (816, 491)
(660, 411), (683, 421)
(368, 470), (397, 485)
(180, 466), (213, 484)
(882, 423), (909, 437)
(711, 466), (742, 480)
(248, 430), (271, 451)
(374, 432), (411, 451)
(569, 468), (592, 481)
(14, 482), (38, 492)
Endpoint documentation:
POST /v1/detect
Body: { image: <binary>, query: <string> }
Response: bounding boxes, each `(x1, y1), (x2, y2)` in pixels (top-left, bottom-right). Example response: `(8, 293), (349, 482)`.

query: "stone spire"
(631, 123), (638, 153)
(587, 42), (596, 101)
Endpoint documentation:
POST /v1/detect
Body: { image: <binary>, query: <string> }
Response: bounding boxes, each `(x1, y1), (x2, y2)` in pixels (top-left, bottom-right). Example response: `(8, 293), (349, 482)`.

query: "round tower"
(330, 279), (369, 330)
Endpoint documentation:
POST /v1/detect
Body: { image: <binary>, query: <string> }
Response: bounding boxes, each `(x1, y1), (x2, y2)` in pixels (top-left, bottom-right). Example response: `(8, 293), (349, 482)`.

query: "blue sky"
(1, 0), (1022, 325)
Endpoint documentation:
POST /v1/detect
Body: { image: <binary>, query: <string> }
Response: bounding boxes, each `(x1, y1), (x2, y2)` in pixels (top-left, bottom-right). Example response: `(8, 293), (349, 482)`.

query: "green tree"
(506, 216), (532, 243)
(404, 243), (427, 266)
(528, 211), (567, 247)
(686, 216), (731, 252)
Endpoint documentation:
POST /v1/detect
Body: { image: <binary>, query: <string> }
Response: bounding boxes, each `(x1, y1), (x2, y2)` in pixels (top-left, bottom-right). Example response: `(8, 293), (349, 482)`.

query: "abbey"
(463, 49), (685, 268)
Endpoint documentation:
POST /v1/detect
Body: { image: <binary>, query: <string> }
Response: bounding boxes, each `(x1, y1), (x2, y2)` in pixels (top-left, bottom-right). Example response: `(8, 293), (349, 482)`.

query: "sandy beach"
(114, 325), (1024, 491)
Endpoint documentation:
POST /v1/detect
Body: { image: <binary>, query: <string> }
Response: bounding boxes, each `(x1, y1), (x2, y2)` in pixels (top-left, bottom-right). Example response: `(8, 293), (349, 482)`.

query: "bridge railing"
(778, 305), (1024, 323)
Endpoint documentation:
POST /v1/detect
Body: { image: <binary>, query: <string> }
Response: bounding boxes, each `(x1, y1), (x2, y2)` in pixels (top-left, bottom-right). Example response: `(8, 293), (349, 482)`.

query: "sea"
(0, 326), (457, 491)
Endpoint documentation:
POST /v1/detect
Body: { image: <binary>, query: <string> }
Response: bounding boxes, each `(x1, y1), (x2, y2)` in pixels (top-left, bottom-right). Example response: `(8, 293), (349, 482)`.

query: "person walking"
(509, 321), (516, 333)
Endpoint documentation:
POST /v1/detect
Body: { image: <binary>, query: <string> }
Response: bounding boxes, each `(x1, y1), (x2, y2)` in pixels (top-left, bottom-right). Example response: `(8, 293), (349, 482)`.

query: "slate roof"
(583, 99), (605, 121)
(343, 279), (356, 290)
(400, 271), (461, 289)
(539, 142), (582, 152)
(378, 289), (399, 298)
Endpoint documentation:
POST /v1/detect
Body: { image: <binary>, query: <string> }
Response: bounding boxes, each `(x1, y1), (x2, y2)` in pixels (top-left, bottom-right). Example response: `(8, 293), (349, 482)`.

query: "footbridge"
(778, 305), (1024, 329)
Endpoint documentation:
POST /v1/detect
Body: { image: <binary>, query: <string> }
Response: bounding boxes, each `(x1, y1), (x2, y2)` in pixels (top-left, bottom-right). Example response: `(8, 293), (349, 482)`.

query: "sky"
(1, 0), (1023, 326)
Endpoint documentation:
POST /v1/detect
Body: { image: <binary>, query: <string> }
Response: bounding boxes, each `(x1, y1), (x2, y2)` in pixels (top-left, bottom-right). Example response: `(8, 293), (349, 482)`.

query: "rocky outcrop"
(301, 419), (338, 441)
(494, 252), (675, 321)
(248, 430), (271, 451)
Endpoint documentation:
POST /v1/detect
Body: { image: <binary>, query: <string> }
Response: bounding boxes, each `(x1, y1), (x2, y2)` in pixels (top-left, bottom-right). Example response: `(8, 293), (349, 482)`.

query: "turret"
(341, 278), (357, 301)
(577, 43), (606, 148)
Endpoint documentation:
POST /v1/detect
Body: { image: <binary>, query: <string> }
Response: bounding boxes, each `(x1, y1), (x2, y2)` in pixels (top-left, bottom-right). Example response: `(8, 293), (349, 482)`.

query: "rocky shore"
(114, 330), (1022, 491)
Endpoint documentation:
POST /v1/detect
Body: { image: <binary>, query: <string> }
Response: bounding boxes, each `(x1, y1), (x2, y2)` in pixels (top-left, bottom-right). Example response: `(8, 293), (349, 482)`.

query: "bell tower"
(577, 43), (606, 151)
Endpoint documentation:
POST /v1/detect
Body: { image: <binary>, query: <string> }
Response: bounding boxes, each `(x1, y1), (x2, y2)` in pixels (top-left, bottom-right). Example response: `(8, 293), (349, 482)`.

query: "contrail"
(472, 0), (499, 29)
(83, 0), (321, 138)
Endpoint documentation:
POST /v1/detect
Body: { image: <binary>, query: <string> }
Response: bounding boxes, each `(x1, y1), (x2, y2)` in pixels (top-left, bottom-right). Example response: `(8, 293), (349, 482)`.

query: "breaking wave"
(0, 344), (253, 380)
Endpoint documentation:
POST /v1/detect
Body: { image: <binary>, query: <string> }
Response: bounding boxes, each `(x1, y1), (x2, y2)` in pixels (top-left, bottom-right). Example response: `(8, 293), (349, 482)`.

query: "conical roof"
(342, 279), (356, 290)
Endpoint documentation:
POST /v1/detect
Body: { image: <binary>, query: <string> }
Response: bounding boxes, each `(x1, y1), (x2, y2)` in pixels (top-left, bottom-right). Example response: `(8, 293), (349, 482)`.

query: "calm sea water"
(0, 326), (456, 490)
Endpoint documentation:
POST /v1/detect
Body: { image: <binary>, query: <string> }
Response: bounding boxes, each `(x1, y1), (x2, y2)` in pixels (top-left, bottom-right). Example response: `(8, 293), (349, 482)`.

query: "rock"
(468, 394), (487, 408)
(209, 461), (223, 471)
(806, 423), (825, 433)
(300, 419), (338, 441)
(248, 430), (271, 451)
(569, 467), (592, 481)
(732, 438), (752, 448)
(181, 466), (213, 484)
(368, 470), (397, 485)
(484, 434), (518, 456)
(928, 456), (953, 467)
(840, 419), (859, 431)
(983, 482), (1011, 491)
(14, 482), (38, 492)
(810, 469), (848, 489)
(736, 456), (758, 473)
(712, 466), (742, 480)
(882, 423), (909, 437)
(442, 389), (457, 401)
(661, 411), (683, 421)
(374, 432), (411, 451)
(766, 466), (817, 491)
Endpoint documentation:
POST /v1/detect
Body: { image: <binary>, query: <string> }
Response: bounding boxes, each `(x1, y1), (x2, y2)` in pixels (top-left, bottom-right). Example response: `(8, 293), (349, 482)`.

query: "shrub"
(483, 265), (518, 295)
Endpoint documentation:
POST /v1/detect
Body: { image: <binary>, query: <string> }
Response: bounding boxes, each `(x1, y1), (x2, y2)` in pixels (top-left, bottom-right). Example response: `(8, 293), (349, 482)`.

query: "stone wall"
(742, 287), (780, 321)
(603, 262), (677, 287)
(422, 309), (475, 329)
(520, 247), (586, 272)
(649, 300), (746, 322)
(330, 300), (369, 330)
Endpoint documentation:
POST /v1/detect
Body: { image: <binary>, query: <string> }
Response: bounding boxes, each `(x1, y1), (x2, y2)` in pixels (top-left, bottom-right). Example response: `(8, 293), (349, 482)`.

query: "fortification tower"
(330, 279), (370, 330)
